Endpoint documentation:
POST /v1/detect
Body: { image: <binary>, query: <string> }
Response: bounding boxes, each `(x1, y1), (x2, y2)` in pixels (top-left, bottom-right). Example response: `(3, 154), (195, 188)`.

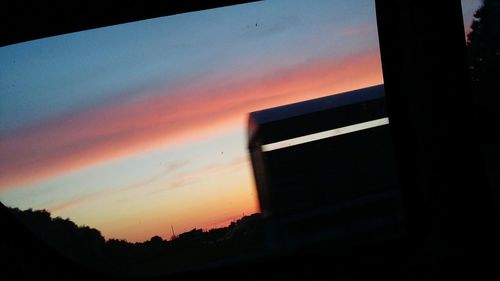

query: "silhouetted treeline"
(7, 208), (107, 271)
(6, 206), (265, 276)
(467, 0), (500, 112)
(466, 0), (500, 207)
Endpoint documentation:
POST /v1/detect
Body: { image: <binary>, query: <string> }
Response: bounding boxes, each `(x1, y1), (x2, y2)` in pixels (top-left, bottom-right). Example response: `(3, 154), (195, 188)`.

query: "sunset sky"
(0, 0), (482, 242)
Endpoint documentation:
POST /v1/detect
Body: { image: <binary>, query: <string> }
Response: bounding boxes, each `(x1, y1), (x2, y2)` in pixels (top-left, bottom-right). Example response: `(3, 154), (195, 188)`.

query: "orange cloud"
(0, 50), (382, 189)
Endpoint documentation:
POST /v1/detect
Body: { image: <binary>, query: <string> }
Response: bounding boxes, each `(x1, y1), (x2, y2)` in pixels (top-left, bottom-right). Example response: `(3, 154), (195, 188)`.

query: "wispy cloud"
(47, 156), (247, 213)
(0, 50), (382, 190)
(162, 156), (249, 191)
(47, 159), (190, 213)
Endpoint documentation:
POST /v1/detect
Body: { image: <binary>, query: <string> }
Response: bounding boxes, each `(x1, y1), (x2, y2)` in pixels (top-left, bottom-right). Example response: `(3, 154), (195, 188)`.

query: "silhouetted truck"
(247, 84), (406, 252)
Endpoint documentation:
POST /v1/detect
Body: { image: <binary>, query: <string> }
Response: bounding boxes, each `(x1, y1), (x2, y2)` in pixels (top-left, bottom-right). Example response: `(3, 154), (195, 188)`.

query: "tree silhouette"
(8, 207), (106, 270)
(4, 206), (264, 276)
(466, 0), (500, 111)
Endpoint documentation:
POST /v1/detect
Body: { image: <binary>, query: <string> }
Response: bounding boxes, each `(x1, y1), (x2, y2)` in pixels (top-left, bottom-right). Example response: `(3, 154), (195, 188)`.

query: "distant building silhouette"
(248, 84), (406, 251)
(177, 228), (204, 241)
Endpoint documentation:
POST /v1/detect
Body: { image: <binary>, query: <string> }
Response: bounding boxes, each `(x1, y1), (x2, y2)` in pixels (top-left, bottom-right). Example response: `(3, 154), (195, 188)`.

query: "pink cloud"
(0, 50), (382, 189)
